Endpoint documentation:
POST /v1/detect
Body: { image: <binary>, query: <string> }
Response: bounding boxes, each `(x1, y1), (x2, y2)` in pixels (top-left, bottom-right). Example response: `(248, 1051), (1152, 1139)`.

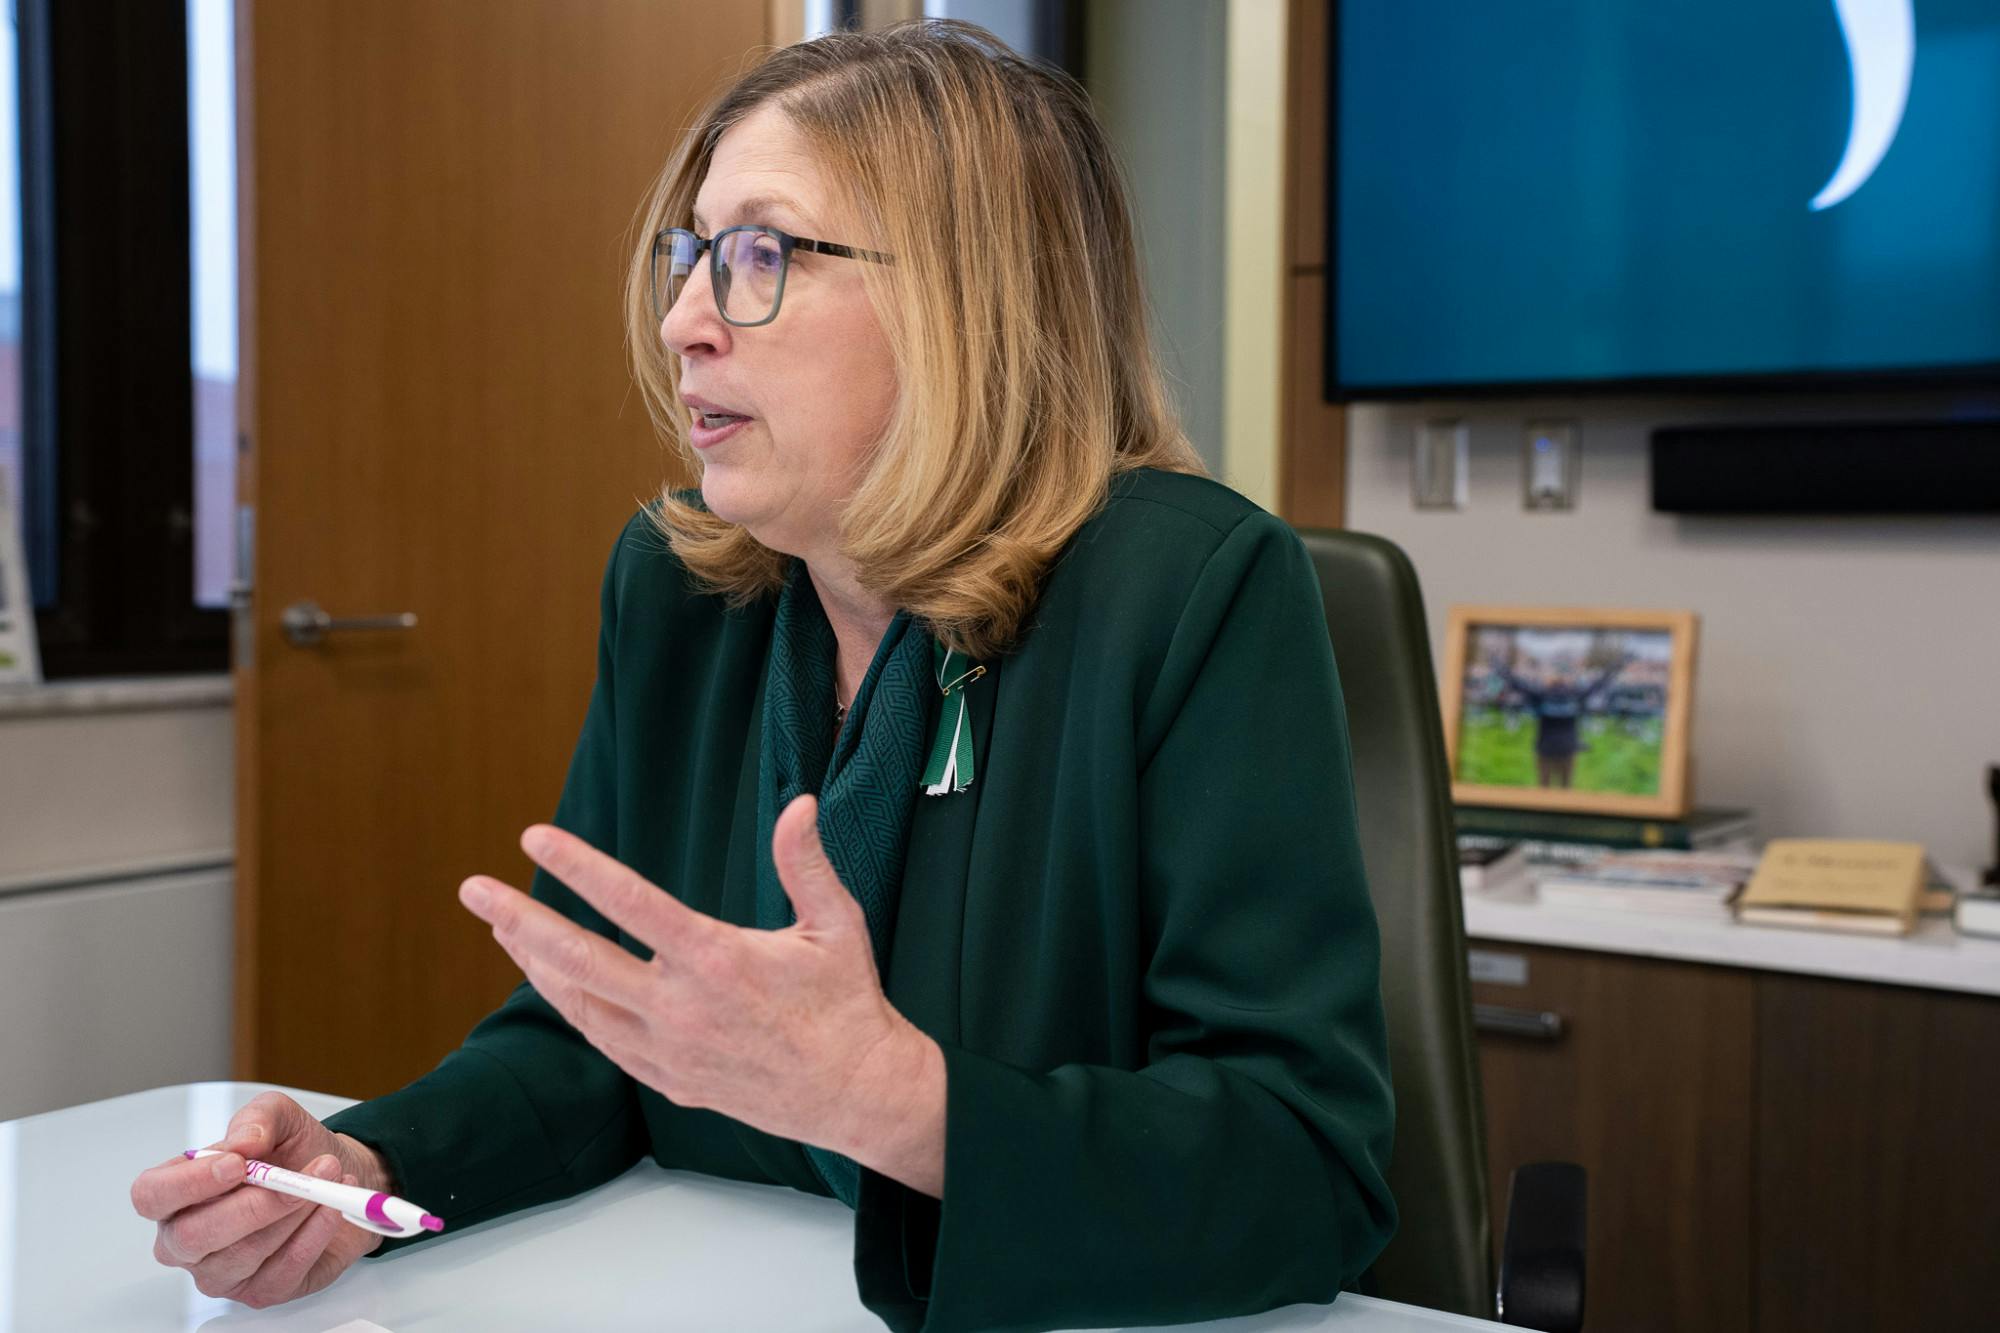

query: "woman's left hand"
(456, 794), (945, 1193)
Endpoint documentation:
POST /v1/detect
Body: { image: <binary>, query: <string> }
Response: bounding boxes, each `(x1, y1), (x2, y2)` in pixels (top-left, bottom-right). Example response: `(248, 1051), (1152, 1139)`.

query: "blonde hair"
(623, 19), (1205, 658)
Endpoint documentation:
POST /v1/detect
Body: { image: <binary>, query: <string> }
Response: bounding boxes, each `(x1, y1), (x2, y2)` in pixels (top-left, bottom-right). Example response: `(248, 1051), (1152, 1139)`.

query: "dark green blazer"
(327, 467), (1396, 1332)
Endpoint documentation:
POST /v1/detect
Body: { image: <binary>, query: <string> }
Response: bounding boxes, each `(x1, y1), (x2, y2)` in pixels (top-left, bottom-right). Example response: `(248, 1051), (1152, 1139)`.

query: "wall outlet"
(1523, 420), (1578, 510)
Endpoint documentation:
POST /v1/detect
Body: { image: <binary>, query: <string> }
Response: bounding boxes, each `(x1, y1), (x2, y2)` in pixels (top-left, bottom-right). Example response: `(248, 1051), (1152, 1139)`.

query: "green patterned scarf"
(755, 560), (933, 1206)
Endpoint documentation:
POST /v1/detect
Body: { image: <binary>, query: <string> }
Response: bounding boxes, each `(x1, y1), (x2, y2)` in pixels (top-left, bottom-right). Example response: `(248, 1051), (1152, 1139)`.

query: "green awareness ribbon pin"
(921, 642), (984, 795)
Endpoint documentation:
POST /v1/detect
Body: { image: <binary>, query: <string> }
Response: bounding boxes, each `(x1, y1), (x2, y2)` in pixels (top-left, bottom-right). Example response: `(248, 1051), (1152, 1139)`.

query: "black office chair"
(1298, 527), (1586, 1332)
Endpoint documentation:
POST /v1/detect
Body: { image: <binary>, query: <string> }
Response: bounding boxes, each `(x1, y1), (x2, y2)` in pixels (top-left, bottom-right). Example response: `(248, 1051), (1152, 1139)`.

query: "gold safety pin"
(939, 664), (987, 697)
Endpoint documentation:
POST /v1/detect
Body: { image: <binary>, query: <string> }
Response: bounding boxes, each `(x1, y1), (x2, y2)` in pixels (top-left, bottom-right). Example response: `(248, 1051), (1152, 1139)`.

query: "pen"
(184, 1149), (445, 1238)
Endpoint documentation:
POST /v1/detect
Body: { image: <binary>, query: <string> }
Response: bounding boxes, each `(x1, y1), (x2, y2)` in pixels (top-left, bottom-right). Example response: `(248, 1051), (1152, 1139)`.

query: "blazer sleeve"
(322, 515), (649, 1249)
(854, 512), (1398, 1331)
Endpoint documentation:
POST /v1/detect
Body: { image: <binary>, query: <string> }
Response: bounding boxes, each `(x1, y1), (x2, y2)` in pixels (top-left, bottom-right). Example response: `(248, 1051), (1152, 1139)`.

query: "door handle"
(280, 599), (418, 648)
(1473, 1003), (1566, 1041)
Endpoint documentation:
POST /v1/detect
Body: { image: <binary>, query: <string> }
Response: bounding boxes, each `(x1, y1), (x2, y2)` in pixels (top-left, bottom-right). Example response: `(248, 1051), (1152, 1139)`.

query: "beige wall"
(1345, 395), (2000, 869)
(0, 697), (234, 1118)
(0, 867), (234, 1120)
(0, 703), (231, 888)
(1087, 0), (1229, 476)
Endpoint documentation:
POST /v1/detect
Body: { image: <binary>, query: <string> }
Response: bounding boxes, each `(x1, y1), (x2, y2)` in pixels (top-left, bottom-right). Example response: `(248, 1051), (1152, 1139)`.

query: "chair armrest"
(1497, 1161), (1586, 1331)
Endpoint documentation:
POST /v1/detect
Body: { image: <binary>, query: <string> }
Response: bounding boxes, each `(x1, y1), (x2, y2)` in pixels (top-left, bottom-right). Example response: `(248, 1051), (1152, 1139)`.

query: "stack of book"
(1457, 836), (1530, 891)
(1455, 805), (1758, 851)
(1455, 805), (1758, 898)
(1535, 847), (1762, 921)
(1958, 882), (2000, 939)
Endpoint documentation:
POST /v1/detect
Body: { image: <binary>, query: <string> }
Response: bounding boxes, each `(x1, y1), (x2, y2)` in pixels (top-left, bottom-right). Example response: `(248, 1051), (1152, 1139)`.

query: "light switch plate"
(1414, 420), (1469, 510)
(1523, 420), (1578, 510)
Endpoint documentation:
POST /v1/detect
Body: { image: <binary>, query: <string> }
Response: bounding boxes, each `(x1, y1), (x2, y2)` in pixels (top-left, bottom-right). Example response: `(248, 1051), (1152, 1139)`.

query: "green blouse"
(325, 467), (1397, 1332)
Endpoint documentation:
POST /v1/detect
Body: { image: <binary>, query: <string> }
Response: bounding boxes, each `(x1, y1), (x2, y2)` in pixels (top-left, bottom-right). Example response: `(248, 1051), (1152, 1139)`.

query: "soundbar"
(1651, 420), (2000, 514)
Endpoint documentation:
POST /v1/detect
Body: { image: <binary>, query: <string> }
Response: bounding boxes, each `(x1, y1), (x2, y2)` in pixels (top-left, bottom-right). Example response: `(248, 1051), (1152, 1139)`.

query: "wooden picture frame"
(1439, 605), (1699, 818)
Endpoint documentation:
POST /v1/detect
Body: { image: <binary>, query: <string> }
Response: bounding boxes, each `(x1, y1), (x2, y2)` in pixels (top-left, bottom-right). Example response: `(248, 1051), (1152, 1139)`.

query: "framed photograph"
(1439, 605), (1699, 818)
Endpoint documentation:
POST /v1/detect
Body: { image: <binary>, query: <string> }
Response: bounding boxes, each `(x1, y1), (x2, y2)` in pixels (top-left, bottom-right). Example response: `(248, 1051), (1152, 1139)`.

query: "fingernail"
(459, 879), (490, 911)
(312, 1155), (340, 1178)
(212, 1155), (241, 1183)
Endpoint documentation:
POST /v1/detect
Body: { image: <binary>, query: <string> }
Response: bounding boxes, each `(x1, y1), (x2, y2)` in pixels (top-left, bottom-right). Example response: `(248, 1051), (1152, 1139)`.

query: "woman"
(131, 21), (1395, 1331)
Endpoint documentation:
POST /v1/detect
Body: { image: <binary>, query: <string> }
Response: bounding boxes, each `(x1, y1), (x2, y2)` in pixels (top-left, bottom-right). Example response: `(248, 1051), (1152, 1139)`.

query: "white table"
(1, 1083), (1507, 1333)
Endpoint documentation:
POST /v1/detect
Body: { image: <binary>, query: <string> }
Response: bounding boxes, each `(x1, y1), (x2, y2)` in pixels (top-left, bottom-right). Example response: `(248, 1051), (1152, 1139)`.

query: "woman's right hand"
(130, 1091), (392, 1309)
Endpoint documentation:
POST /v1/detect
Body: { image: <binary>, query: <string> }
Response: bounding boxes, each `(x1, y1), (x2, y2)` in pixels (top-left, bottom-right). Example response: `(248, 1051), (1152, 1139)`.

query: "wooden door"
(1277, 0), (1346, 528)
(1470, 943), (1757, 1333)
(234, 1), (766, 1098)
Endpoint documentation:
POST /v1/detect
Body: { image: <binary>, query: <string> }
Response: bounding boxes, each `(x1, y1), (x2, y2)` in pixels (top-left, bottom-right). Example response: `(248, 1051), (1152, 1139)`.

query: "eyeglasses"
(650, 225), (894, 327)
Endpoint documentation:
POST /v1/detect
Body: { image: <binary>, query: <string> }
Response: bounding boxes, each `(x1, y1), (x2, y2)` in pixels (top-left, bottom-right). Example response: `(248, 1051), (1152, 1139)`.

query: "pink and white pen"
(184, 1150), (445, 1238)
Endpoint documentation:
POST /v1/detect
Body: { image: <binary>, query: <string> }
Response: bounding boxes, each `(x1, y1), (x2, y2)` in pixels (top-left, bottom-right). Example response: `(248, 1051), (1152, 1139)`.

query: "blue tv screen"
(1332, 0), (2000, 394)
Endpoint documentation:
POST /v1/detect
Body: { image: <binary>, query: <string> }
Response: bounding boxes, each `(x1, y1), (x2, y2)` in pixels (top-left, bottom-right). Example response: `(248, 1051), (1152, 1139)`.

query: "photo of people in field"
(1454, 624), (1673, 795)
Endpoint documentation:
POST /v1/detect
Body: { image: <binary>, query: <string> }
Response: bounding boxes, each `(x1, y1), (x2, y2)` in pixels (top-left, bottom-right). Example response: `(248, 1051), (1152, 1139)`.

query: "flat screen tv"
(1328, 0), (2000, 397)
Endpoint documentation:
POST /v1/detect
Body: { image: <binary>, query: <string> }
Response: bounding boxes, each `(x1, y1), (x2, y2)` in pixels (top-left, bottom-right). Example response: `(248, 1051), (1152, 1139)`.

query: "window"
(7, 0), (231, 678)
(189, 0), (236, 612)
(0, 9), (23, 566)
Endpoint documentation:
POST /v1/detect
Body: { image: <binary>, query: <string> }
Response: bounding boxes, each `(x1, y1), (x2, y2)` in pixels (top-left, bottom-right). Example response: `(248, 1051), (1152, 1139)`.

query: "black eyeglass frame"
(650, 225), (895, 328)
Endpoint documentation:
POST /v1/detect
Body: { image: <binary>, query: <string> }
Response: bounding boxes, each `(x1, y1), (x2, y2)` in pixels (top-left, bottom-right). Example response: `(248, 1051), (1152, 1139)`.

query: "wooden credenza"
(1465, 917), (2000, 1333)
